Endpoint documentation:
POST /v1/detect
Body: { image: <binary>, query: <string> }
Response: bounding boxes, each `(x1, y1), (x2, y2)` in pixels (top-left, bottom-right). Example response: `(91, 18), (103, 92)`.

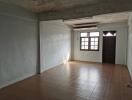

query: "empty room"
(0, 0), (132, 100)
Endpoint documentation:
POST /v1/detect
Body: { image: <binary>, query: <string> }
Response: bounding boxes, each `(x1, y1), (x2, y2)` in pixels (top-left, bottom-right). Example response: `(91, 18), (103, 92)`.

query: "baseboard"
(127, 66), (132, 80)
(40, 63), (64, 73)
(0, 72), (36, 89)
(72, 60), (102, 64)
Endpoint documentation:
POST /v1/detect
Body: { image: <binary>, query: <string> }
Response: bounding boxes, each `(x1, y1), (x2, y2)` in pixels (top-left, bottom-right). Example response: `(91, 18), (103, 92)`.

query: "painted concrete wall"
(127, 13), (132, 78)
(0, 2), (38, 88)
(73, 22), (128, 65)
(40, 20), (71, 72)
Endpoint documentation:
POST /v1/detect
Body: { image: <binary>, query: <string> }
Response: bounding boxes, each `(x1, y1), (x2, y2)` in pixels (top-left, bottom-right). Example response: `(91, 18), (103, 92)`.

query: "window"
(80, 32), (99, 51)
(103, 31), (116, 37)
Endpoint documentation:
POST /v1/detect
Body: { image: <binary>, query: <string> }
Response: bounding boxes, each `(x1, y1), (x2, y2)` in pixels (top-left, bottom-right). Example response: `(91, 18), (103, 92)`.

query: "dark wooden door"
(103, 36), (116, 64)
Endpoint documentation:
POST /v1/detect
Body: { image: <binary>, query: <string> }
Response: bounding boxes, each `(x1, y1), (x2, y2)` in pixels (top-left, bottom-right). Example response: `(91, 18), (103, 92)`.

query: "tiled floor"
(0, 61), (132, 100)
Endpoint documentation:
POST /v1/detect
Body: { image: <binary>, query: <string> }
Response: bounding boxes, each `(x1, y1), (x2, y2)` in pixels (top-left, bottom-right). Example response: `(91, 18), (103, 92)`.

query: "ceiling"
(0, 0), (101, 13)
(64, 12), (130, 25)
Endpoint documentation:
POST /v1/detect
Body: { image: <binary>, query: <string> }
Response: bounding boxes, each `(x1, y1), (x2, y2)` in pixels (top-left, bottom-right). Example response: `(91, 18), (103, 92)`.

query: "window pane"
(81, 46), (84, 49)
(91, 38), (94, 41)
(85, 46), (88, 49)
(81, 33), (87, 37)
(95, 46), (98, 50)
(95, 42), (98, 45)
(82, 38), (85, 41)
(91, 46), (94, 49)
(95, 38), (98, 41)
(103, 32), (116, 37)
(85, 42), (88, 45)
(85, 38), (88, 41)
(90, 32), (99, 37)
(114, 33), (116, 36)
(82, 42), (85, 45)
(91, 42), (94, 45)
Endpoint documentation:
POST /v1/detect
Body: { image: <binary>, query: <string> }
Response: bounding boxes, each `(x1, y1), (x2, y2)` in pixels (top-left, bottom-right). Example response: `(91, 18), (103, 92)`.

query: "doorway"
(102, 31), (116, 64)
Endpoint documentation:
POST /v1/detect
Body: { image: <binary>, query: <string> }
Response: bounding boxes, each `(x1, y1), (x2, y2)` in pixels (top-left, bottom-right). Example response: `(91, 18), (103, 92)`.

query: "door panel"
(103, 36), (116, 64)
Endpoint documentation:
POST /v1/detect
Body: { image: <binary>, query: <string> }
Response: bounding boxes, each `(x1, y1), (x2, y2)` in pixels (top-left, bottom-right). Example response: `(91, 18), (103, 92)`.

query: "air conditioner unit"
(73, 22), (98, 30)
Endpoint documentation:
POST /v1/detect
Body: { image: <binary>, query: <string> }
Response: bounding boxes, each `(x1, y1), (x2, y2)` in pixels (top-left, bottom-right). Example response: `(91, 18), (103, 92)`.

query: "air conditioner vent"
(73, 22), (99, 30)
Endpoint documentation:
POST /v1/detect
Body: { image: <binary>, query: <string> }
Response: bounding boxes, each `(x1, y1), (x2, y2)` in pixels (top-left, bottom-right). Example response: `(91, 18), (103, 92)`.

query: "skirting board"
(0, 72), (36, 89)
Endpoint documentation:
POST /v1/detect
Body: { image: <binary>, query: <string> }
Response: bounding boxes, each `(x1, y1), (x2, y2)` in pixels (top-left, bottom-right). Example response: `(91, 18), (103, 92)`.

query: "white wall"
(127, 13), (132, 78)
(0, 2), (38, 88)
(40, 20), (71, 72)
(73, 22), (128, 65)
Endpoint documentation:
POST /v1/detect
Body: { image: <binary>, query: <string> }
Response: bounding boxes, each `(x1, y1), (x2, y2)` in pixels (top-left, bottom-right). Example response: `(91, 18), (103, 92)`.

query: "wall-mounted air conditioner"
(73, 22), (98, 30)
